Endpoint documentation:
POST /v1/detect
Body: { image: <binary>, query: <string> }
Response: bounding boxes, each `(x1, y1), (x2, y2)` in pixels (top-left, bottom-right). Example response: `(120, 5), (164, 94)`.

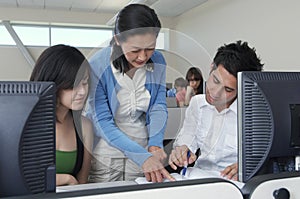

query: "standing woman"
(185, 67), (204, 106)
(86, 4), (174, 183)
(30, 44), (93, 186)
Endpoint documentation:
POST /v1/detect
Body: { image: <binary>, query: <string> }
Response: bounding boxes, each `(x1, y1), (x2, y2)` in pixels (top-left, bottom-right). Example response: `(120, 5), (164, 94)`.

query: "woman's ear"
(114, 35), (120, 45)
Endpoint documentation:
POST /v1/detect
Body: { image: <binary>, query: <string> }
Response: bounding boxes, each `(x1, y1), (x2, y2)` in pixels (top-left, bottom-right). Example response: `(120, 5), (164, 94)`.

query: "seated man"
(174, 77), (188, 107)
(168, 40), (264, 180)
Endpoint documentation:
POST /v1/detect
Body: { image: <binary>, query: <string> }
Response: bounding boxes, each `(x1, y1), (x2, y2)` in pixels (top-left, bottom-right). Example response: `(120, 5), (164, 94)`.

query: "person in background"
(173, 77), (188, 107)
(184, 67), (204, 106)
(85, 4), (174, 183)
(166, 86), (176, 97)
(167, 77), (188, 106)
(30, 44), (93, 186)
(169, 40), (264, 180)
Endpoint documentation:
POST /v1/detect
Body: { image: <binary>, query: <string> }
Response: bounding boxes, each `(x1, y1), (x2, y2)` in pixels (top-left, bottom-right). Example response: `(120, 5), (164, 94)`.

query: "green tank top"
(56, 150), (77, 174)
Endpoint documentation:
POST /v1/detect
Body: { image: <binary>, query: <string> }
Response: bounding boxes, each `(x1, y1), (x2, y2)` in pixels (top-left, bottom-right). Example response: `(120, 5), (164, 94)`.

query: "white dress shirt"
(174, 94), (237, 171)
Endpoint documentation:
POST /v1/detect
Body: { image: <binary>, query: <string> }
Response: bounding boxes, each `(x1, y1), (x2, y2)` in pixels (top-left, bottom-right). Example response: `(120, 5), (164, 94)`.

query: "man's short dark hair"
(213, 40), (264, 77)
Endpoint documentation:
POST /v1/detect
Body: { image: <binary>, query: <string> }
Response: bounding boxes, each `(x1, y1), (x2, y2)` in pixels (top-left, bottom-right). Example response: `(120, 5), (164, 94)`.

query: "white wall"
(173, 0), (300, 79)
(0, 46), (33, 80)
(0, 46), (98, 80)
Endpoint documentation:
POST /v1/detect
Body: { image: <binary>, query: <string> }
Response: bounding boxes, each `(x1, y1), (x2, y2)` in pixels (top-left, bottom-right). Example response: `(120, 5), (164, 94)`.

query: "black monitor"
(0, 81), (56, 197)
(238, 71), (300, 183)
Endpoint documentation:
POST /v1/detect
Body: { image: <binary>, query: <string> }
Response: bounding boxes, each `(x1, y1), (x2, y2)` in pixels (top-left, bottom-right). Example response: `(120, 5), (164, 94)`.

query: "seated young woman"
(30, 44), (94, 186)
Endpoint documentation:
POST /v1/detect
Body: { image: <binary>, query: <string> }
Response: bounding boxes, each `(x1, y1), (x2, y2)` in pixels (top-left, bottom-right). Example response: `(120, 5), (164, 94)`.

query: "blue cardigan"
(86, 47), (168, 166)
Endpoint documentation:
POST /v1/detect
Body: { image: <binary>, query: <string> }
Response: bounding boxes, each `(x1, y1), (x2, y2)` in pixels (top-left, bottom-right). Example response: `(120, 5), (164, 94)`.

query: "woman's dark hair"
(30, 44), (90, 122)
(110, 4), (161, 74)
(30, 44), (90, 91)
(186, 67), (204, 94)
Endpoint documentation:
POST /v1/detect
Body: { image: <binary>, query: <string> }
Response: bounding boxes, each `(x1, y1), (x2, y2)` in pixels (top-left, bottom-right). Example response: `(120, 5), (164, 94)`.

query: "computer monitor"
(0, 81), (56, 197)
(238, 71), (300, 183)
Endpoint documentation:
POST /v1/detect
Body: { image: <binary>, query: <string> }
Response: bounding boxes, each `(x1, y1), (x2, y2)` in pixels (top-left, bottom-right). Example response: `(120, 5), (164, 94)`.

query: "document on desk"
(135, 167), (245, 189)
(135, 173), (187, 184)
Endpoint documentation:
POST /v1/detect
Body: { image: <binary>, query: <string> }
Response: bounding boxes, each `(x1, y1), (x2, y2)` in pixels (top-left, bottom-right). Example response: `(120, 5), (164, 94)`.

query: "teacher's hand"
(142, 156), (175, 183)
(148, 146), (167, 163)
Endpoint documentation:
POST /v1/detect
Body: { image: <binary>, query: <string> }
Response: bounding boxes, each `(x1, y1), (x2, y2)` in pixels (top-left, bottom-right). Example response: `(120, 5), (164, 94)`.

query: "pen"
(182, 150), (191, 176)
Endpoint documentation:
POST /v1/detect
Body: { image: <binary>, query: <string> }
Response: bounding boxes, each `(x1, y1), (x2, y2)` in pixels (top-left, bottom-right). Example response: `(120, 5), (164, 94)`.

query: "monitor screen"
(238, 71), (300, 183)
(0, 81), (56, 197)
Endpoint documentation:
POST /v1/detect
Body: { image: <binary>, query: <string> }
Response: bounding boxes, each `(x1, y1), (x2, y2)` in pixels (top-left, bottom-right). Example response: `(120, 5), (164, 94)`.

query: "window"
(0, 24), (16, 45)
(50, 27), (112, 47)
(0, 22), (113, 48)
(0, 22), (168, 50)
(13, 25), (49, 46)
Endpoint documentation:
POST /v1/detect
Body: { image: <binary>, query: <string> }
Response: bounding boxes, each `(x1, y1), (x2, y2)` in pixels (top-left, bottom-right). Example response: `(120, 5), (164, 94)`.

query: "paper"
(184, 167), (245, 189)
(135, 167), (245, 189)
(135, 173), (187, 184)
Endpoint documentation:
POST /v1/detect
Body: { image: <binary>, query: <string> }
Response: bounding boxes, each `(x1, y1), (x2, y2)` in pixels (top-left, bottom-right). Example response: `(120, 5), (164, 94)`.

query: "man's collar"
(203, 96), (237, 114)
(229, 99), (237, 114)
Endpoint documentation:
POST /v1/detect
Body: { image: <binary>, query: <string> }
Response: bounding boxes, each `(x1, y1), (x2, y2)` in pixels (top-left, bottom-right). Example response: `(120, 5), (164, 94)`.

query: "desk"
(56, 181), (136, 193)
(55, 179), (243, 199)
(242, 172), (300, 199)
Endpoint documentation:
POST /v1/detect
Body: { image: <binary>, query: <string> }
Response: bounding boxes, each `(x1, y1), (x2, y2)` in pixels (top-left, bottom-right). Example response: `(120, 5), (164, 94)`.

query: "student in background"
(30, 44), (93, 186)
(185, 67), (204, 106)
(167, 77), (188, 106)
(85, 4), (174, 183)
(166, 86), (176, 97)
(169, 41), (264, 180)
(173, 77), (188, 107)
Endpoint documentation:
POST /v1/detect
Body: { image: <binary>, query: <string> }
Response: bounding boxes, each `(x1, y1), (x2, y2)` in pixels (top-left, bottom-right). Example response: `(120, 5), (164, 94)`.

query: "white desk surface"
(56, 181), (136, 193)
(56, 180), (244, 199)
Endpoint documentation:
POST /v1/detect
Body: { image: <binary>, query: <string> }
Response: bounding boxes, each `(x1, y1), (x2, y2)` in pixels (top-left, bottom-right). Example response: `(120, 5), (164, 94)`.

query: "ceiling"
(0, 0), (208, 17)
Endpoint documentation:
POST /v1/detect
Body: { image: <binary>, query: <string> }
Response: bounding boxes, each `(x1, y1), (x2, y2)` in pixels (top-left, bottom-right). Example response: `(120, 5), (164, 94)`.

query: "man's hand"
(221, 163), (238, 180)
(168, 145), (197, 170)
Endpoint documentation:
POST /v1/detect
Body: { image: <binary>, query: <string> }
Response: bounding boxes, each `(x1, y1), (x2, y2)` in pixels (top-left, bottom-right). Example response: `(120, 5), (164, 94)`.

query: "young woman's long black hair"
(110, 4), (161, 74)
(186, 67), (204, 94)
(30, 44), (90, 128)
(30, 44), (90, 92)
(30, 44), (90, 121)
(30, 43), (90, 122)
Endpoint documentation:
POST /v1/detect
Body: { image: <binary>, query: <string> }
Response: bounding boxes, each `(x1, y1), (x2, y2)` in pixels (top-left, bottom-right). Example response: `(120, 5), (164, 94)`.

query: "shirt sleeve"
(147, 52), (168, 149)
(173, 95), (201, 153)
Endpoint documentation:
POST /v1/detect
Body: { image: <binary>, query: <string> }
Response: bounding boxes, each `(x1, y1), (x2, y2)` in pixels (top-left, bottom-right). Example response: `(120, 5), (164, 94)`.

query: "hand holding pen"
(168, 145), (197, 170)
(182, 150), (190, 177)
